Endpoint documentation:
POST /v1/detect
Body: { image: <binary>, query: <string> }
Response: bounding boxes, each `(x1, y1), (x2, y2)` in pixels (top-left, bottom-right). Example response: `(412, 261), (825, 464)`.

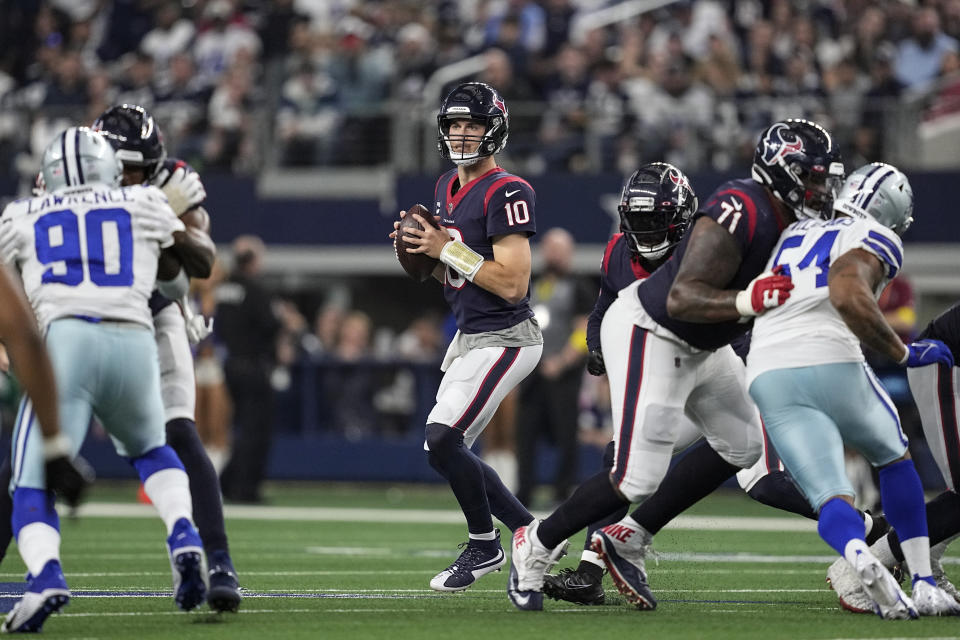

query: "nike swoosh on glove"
(161, 167), (206, 216)
(735, 266), (794, 317)
(900, 339), (955, 368)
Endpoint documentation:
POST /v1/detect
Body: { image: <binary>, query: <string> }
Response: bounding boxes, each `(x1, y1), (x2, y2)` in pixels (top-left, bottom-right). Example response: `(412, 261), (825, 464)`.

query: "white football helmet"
(40, 127), (122, 192)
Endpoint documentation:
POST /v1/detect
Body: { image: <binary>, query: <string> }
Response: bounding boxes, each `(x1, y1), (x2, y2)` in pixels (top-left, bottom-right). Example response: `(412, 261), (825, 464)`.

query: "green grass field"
(4, 482), (958, 639)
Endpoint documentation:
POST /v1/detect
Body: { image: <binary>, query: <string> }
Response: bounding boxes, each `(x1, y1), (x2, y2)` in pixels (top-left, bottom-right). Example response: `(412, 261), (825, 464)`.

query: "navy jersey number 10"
(772, 229), (840, 288)
(35, 208), (134, 287)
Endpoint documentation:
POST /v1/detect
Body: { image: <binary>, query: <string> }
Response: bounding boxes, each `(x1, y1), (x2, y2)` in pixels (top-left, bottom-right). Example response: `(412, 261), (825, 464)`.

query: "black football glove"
(45, 455), (92, 510)
(587, 349), (606, 376)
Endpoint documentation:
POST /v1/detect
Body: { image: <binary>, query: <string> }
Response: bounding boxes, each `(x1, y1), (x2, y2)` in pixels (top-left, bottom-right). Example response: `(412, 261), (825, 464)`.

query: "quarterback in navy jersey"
(509, 119), (846, 611)
(391, 82), (544, 594)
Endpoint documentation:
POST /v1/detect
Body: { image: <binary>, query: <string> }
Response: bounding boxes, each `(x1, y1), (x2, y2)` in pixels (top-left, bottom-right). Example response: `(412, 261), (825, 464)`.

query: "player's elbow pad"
(157, 267), (190, 300)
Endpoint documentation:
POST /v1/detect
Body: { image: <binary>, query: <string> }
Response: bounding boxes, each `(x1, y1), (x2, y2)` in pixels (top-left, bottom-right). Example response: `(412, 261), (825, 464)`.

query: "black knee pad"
(601, 441), (615, 470)
(165, 418), (198, 450)
(424, 422), (463, 458)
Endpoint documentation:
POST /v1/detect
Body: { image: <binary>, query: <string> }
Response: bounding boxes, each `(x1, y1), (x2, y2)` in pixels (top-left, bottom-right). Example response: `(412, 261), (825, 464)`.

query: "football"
(394, 204), (441, 282)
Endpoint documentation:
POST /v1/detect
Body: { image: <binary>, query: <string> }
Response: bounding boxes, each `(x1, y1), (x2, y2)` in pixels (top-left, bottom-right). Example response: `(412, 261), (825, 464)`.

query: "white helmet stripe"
(62, 127), (79, 187)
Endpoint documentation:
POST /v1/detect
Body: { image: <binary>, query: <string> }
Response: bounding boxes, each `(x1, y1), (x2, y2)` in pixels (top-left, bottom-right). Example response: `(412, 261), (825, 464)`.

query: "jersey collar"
(447, 166), (504, 213)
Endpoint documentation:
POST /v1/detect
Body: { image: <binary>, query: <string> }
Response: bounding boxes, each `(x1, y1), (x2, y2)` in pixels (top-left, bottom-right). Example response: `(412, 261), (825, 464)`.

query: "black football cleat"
(207, 550), (242, 613)
(543, 567), (605, 605)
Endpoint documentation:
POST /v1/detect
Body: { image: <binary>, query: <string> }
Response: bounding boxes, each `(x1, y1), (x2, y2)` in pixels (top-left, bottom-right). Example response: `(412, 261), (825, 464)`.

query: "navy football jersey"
(918, 302), (960, 363)
(433, 166), (536, 333)
(637, 178), (789, 351)
(149, 157), (205, 316)
(586, 233), (653, 352)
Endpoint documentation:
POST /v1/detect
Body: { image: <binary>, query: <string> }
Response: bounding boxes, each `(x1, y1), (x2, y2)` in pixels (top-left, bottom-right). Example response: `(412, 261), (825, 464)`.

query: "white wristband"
(439, 240), (484, 282)
(735, 290), (755, 318)
(43, 433), (72, 461)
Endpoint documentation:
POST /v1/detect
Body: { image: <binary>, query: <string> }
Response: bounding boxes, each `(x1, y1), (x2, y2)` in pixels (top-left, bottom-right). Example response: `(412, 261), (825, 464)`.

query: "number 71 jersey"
(747, 215), (904, 383)
(0, 184), (185, 330)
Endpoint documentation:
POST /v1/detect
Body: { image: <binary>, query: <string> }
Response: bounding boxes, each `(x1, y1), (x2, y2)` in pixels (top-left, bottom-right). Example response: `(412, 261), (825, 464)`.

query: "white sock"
(469, 530), (497, 542)
(900, 536), (933, 580)
(581, 549), (603, 568)
(843, 538), (871, 568)
(17, 522), (61, 578)
(143, 468), (194, 535)
(870, 535), (898, 568)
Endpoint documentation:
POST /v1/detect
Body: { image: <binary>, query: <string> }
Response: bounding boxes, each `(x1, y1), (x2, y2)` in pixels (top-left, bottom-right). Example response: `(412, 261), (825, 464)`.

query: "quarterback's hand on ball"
(900, 339), (955, 368)
(735, 266), (793, 317)
(162, 167), (206, 215)
(587, 349), (606, 376)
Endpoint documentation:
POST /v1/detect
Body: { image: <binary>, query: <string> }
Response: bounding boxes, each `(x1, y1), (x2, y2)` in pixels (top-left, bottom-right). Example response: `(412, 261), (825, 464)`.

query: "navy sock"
(425, 423), (493, 535)
(747, 471), (817, 520)
(0, 456), (12, 565)
(879, 459), (928, 543)
(818, 497), (866, 555)
(476, 456), (533, 531)
(629, 441), (739, 535)
(537, 469), (628, 550)
(885, 490), (960, 563)
(583, 441), (626, 551)
(166, 418), (229, 555)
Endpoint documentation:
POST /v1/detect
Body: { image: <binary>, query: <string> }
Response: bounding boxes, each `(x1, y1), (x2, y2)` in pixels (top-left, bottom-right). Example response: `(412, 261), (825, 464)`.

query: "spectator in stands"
(895, 6), (959, 93)
(205, 61), (256, 170)
(259, 0), (308, 62)
(141, 3), (196, 85)
(215, 235), (280, 503)
(276, 61), (340, 166)
(193, 0), (261, 90)
(539, 44), (590, 171)
(115, 52), (157, 110)
(41, 50), (87, 108)
(516, 228), (594, 507)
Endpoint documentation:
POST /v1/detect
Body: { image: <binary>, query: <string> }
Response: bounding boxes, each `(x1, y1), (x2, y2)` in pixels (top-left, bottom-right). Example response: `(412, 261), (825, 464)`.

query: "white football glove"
(177, 296), (214, 345)
(161, 167), (206, 216)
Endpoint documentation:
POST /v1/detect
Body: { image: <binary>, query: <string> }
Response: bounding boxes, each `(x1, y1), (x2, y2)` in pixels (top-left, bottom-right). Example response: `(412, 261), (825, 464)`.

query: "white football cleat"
(507, 521), (568, 611)
(826, 556), (874, 614)
(912, 579), (960, 616)
(930, 541), (960, 603)
(855, 552), (918, 620)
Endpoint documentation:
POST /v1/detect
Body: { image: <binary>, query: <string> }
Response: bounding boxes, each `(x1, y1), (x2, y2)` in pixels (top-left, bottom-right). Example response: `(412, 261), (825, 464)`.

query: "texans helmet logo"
(667, 169), (690, 191)
(759, 123), (804, 166)
(492, 94), (507, 116)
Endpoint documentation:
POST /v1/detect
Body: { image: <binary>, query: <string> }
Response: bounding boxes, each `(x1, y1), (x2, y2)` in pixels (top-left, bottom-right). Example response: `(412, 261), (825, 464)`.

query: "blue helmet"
(92, 104), (166, 180)
(751, 119), (844, 221)
(436, 82), (509, 166)
(618, 162), (698, 261)
(41, 127), (122, 191)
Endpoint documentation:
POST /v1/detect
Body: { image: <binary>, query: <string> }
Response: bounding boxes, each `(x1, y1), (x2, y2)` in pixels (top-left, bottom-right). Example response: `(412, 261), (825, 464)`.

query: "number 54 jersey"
(0, 184), (185, 330)
(747, 215), (904, 385)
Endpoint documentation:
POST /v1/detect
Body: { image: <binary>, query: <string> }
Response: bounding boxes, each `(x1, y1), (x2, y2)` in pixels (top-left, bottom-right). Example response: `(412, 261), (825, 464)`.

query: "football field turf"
(4, 482), (958, 639)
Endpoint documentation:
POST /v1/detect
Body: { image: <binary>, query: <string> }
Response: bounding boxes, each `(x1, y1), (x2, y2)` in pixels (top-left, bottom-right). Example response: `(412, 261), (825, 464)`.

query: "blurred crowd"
(3, 0), (960, 179)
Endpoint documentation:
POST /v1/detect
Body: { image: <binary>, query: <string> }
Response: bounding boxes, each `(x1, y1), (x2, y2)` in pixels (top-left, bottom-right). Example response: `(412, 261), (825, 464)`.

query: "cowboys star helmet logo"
(759, 123), (805, 166)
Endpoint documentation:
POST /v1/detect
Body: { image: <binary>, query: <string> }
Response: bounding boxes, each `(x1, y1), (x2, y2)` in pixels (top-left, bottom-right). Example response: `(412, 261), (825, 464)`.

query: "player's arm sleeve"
(0, 215), (20, 264)
(485, 181), (536, 239)
(587, 280), (615, 352)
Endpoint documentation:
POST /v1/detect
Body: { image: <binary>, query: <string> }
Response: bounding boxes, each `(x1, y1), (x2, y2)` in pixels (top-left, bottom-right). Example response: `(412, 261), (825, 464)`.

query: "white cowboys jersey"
(747, 215), (904, 385)
(0, 184), (184, 329)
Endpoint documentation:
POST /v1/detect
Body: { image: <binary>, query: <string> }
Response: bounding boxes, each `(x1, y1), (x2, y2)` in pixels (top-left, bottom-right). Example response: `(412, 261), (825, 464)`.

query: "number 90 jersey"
(747, 215), (904, 385)
(0, 184), (185, 330)
(433, 167), (536, 333)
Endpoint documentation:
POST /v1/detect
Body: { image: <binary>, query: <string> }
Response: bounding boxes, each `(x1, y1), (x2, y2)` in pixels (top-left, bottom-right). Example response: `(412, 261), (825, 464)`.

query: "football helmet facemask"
(437, 82), (509, 166)
(833, 162), (914, 236)
(751, 119), (844, 221)
(92, 104), (166, 181)
(618, 162), (698, 261)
